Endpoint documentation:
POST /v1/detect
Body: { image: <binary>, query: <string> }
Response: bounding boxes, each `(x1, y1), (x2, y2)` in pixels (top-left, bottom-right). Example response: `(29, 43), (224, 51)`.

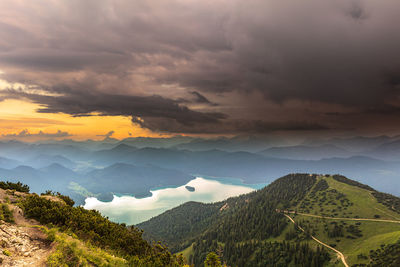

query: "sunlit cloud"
(1, 129), (72, 140)
(0, 99), (167, 141)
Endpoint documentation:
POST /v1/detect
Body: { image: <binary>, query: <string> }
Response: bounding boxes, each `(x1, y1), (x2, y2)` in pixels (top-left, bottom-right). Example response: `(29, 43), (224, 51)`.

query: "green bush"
(21, 194), (182, 265)
(1, 204), (14, 223)
(41, 191), (75, 206)
(0, 181), (29, 193)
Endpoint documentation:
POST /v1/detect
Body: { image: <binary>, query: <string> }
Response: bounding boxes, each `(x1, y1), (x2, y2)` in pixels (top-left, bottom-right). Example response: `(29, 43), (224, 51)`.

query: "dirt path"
(282, 210), (400, 224)
(283, 214), (349, 267)
(0, 193), (54, 266)
(373, 207), (400, 221)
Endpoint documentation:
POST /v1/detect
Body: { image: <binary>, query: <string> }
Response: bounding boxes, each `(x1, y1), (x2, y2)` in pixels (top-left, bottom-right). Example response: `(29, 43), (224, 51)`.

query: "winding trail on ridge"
(279, 209), (400, 266)
(284, 211), (400, 224)
(283, 213), (349, 267)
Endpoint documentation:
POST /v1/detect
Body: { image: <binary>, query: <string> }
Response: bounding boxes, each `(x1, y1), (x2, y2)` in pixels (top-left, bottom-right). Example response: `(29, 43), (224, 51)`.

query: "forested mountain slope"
(139, 174), (400, 267)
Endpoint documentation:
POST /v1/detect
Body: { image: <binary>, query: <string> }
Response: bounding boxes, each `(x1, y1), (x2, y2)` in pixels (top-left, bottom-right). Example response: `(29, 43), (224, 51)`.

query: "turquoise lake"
(83, 176), (267, 225)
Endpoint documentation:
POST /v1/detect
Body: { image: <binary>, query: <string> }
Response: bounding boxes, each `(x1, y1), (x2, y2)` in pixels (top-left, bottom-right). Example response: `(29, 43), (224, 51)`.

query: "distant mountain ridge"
(258, 144), (351, 160)
(24, 154), (76, 169)
(303, 135), (400, 152)
(0, 135), (400, 204)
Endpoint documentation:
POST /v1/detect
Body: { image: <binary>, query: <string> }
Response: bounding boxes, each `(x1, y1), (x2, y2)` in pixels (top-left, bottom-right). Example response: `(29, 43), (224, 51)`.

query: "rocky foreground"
(0, 189), (54, 266)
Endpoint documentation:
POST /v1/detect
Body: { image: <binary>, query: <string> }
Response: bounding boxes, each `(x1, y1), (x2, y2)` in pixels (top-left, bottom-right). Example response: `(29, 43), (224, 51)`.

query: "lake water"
(83, 177), (265, 225)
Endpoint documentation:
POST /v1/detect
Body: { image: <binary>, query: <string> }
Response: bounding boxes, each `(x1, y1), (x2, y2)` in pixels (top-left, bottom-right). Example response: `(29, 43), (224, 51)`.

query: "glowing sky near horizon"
(0, 98), (164, 141)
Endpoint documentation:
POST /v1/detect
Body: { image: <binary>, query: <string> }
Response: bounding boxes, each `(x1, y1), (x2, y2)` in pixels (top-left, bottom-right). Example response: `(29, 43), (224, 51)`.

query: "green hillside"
(138, 174), (400, 267)
(286, 175), (400, 266)
(0, 181), (185, 266)
(139, 192), (258, 252)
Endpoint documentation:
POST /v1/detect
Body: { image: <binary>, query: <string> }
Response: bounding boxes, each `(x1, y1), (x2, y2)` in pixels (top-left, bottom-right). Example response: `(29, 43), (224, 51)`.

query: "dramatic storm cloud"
(0, 0), (400, 135)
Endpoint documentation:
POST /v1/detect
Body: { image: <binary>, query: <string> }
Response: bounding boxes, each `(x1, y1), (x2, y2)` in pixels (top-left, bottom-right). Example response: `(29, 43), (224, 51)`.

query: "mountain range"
(0, 135), (400, 204)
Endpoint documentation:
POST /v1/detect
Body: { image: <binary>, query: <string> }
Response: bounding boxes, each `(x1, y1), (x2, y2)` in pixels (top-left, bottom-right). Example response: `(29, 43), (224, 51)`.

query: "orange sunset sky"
(0, 98), (163, 141)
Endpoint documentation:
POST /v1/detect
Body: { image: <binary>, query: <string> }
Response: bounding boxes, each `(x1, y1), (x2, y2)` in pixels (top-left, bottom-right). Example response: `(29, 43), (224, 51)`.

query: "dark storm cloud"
(365, 105), (400, 115)
(0, 0), (400, 134)
(0, 49), (128, 72)
(2, 88), (227, 126)
(383, 71), (400, 88)
(324, 104), (400, 116)
(347, 1), (369, 20)
(177, 91), (218, 106)
(131, 117), (330, 134)
(190, 91), (214, 104)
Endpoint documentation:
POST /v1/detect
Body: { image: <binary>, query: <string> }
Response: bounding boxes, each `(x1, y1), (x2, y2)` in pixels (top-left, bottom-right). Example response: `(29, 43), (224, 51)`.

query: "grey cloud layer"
(2, 129), (72, 139)
(0, 0), (399, 134)
(4, 89), (226, 125)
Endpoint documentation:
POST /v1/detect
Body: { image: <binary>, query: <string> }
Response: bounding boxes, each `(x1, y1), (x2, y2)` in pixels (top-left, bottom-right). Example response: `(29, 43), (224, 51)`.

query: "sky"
(0, 0), (400, 140)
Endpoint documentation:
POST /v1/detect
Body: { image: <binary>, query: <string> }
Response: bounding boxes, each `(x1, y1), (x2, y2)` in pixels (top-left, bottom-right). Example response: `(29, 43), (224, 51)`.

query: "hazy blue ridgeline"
(0, 135), (399, 210)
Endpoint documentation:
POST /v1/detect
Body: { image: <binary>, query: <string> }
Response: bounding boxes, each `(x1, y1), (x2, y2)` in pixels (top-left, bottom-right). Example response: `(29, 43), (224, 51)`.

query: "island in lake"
(185, 186), (195, 192)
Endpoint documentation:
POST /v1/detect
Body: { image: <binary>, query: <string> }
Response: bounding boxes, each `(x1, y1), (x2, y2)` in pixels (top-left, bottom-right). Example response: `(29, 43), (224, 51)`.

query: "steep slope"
(139, 192), (260, 252)
(0, 203), (54, 266)
(0, 181), (184, 266)
(140, 201), (224, 251)
(139, 173), (400, 266)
